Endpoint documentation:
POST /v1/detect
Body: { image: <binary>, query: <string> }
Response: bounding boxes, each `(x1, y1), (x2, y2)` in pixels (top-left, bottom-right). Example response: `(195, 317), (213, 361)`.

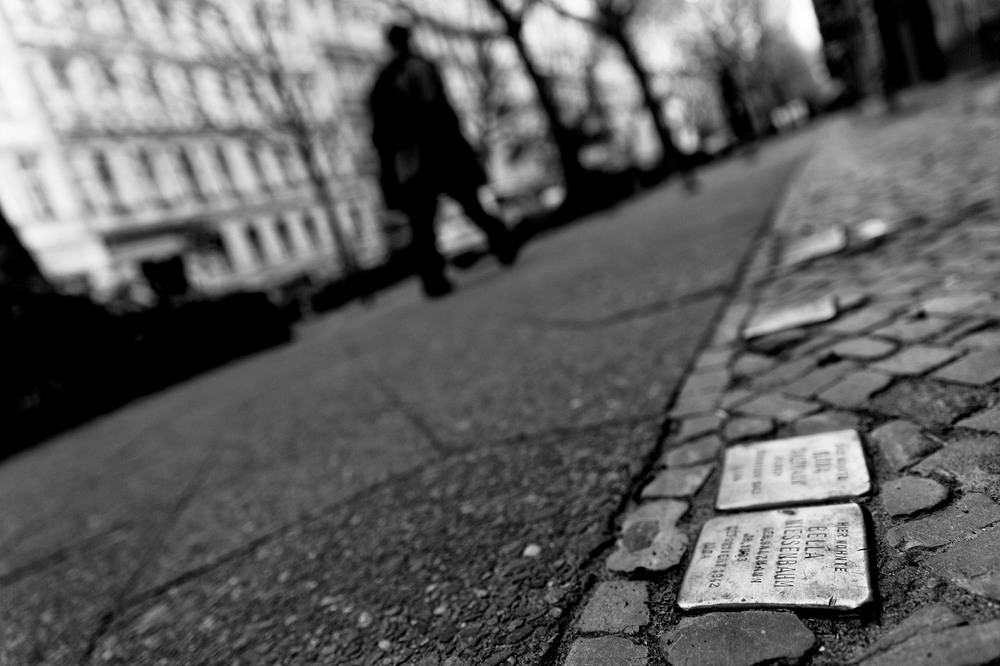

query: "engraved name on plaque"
(717, 430), (870, 511)
(677, 503), (872, 611)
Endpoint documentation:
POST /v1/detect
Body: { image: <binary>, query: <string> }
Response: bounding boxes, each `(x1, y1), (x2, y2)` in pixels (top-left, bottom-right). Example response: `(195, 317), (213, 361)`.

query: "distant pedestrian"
(369, 24), (518, 298)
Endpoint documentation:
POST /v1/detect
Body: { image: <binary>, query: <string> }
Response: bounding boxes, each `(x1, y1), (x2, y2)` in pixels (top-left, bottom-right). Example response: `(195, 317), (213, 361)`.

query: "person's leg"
(445, 184), (519, 266)
(405, 192), (451, 297)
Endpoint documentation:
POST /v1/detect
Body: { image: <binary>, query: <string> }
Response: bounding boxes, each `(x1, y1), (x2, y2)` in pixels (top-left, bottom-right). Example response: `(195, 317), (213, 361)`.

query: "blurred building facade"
(0, 0), (387, 298)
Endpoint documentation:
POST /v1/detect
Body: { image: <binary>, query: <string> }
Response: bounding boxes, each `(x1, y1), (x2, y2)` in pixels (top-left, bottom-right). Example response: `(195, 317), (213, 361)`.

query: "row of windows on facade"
(225, 205), (378, 274)
(26, 51), (367, 128)
(13, 138), (356, 221)
(8, 0), (348, 52)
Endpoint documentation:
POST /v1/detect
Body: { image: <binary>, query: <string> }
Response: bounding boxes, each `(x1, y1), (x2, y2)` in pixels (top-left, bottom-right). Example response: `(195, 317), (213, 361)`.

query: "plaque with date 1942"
(716, 430), (870, 511)
(677, 503), (872, 611)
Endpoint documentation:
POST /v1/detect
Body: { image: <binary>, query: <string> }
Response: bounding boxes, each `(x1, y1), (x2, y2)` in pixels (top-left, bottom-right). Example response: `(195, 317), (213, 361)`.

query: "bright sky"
(786, 0), (823, 51)
(553, 0), (824, 52)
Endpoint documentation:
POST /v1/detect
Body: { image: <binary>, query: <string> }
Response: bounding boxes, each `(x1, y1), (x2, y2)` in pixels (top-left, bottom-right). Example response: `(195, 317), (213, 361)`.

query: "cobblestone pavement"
(561, 73), (1000, 665)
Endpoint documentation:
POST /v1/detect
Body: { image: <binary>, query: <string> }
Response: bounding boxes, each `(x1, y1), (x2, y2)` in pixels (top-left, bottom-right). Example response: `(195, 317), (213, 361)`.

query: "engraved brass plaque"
(717, 430), (870, 511)
(742, 297), (838, 340)
(677, 503), (872, 611)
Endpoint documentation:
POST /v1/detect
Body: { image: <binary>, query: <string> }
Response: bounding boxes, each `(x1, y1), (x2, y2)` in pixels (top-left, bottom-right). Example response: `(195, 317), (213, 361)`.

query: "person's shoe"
(422, 275), (454, 299)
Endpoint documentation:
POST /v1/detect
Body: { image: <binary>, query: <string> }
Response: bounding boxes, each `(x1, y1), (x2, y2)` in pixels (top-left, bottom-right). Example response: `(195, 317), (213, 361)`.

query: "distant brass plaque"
(742, 297), (838, 340)
(717, 430), (870, 511)
(678, 503), (872, 611)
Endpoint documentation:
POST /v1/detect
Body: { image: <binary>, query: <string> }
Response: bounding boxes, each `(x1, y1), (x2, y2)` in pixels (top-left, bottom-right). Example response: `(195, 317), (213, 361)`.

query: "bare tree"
(683, 0), (777, 140)
(219, 1), (364, 286)
(545, 0), (691, 175)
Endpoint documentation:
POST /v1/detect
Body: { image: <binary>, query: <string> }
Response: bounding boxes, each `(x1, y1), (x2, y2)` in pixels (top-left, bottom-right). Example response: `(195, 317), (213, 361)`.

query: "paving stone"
(735, 394), (820, 422)
(660, 611), (815, 666)
(934, 350), (1000, 385)
(850, 217), (894, 247)
(714, 302), (753, 345)
(882, 476), (949, 517)
(790, 334), (840, 359)
(857, 604), (965, 660)
(732, 353), (777, 377)
(577, 582), (649, 635)
(675, 415), (722, 442)
(925, 528), (1000, 601)
(723, 416), (774, 442)
(792, 411), (861, 435)
(742, 297), (838, 340)
(869, 419), (942, 470)
(831, 337), (898, 360)
(694, 347), (733, 371)
(958, 405), (1000, 433)
(936, 318), (995, 346)
(871, 379), (991, 426)
(669, 394), (719, 418)
(745, 329), (809, 355)
(660, 436), (722, 468)
(681, 369), (731, 396)
(754, 357), (817, 388)
(818, 371), (894, 409)
(783, 361), (858, 398)
(826, 307), (897, 334)
(872, 346), (964, 375)
(859, 619), (1000, 666)
(874, 316), (954, 343)
(607, 500), (688, 573)
(781, 226), (848, 266)
(957, 329), (1000, 350)
(836, 290), (870, 311)
(640, 464), (713, 499)
(911, 433), (1000, 494)
(886, 493), (1000, 551)
(721, 389), (754, 410)
(565, 637), (648, 666)
(920, 293), (995, 315)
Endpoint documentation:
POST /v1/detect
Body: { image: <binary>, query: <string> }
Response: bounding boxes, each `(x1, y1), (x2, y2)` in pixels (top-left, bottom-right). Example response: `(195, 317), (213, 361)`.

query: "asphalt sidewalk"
(562, 72), (1000, 665)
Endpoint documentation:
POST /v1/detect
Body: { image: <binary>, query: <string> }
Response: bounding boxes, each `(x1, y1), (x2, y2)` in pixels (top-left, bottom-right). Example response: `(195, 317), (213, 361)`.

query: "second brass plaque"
(678, 503), (872, 611)
(717, 429), (870, 511)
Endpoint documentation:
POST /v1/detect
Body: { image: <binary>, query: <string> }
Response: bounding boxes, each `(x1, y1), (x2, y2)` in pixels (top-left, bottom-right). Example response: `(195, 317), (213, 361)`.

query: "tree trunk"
(482, 1), (588, 196)
(0, 207), (51, 293)
(609, 23), (685, 173)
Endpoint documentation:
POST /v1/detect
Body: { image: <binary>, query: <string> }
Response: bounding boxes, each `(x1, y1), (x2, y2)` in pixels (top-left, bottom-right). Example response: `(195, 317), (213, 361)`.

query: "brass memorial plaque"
(741, 296), (838, 340)
(716, 430), (870, 511)
(677, 503), (872, 611)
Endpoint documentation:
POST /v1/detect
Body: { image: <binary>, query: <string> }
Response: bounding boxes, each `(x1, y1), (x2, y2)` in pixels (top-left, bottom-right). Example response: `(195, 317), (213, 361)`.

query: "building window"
(146, 64), (164, 102)
(245, 143), (271, 193)
(214, 145), (239, 197)
(93, 150), (125, 212)
(137, 148), (165, 207)
(272, 142), (293, 186)
(100, 61), (118, 90)
(50, 55), (71, 89)
(302, 212), (320, 248)
(275, 217), (294, 256)
(246, 225), (264, 264)
(17, 153), (54, 218)
(177, 148), (206, 202)
(185, 69), (203, 115)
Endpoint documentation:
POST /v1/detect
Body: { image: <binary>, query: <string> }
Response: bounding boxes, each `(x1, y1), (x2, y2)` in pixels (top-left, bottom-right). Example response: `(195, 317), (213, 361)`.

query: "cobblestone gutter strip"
(561, 74), (1000, 666)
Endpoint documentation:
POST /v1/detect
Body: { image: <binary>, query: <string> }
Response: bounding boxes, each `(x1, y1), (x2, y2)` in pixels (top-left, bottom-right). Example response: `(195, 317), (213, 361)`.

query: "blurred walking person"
(369, 24), (518, 299)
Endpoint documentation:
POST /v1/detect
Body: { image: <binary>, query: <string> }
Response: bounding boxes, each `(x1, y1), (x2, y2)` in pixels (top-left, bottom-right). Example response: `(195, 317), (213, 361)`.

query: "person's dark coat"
(369, 53), (485, 210)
